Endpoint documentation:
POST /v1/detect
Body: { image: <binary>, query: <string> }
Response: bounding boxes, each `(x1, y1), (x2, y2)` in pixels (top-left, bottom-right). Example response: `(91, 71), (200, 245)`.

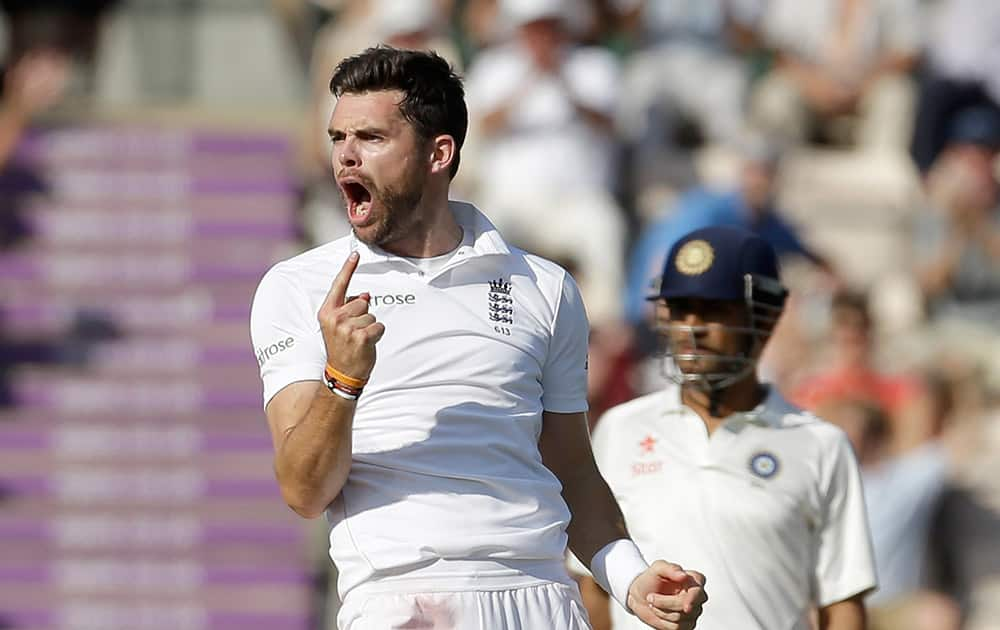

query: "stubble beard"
(351, 166), (428, 248)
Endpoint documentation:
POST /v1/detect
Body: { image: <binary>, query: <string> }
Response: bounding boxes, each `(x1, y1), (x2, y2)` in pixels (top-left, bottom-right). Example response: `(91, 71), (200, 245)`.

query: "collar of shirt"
(727, 386), (786, 429)
(668, 384), (788, 435)
(348, 201), (510, 274)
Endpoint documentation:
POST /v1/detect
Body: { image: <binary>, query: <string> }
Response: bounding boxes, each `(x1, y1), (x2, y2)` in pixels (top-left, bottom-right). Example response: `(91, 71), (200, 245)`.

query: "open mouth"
(339, 177), (373, 223)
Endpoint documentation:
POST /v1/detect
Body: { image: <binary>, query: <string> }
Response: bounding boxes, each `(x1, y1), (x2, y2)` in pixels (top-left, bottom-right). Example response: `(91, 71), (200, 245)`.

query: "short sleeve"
(566, 550), (592, 577)
(249, 265), (327, 408)
(813, 431), (879, 606)
(541, 271), (590, 413)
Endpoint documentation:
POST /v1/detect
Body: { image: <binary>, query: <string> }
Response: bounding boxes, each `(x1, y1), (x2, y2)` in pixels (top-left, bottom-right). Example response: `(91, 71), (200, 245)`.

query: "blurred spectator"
(819, 398), (957, 630)
(0, 51), (69, 401)
(910, 0), (1000, 174)
(791, 290), (935, 454)
(752, 0), (920, 151)
(624, 134), (834, 324)
(463, 0), (627, 325)
(465, 0), (619, 199)
(460, 0), (504, 57)
(914, 106), (1000, 327)
(0, 49), (69, 186)
(926, 390), (1000, 630)
(1, 0), (118, 96)
(372, 0), (458, 55)
(616, 0), (764, 193)
(0, 40), (111, 408)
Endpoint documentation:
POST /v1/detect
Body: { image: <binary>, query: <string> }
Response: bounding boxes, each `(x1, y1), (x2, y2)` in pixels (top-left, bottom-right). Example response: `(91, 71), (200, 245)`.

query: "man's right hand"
(317, 251), (385, 382)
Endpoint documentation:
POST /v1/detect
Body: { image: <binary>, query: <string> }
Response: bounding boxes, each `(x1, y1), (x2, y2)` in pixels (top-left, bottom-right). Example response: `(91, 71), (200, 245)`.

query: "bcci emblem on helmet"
(646, 226), (790, 393)
(676, 239), (714, 275)
(749, 452), (780, 479)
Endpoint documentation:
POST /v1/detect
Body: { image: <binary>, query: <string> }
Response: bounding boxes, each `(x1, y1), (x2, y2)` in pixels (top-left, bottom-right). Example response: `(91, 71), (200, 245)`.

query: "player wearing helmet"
(576, 226), (877, 630)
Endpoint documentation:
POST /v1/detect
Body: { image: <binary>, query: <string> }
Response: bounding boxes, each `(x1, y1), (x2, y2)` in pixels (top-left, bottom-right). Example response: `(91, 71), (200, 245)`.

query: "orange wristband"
(324, 364), (368, 390)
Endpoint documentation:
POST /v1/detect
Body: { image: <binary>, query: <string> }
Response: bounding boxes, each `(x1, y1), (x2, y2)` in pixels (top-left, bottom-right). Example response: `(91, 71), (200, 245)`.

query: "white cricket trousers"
(337, 581), (592, 630)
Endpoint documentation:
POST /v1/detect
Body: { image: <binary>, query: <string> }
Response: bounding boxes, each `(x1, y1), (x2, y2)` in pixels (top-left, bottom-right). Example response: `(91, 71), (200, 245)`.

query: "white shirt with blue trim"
(591, 384), (877, 630)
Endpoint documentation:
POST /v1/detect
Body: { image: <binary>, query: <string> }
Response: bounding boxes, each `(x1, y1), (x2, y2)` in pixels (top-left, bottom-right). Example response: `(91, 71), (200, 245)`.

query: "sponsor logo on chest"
(631, 434), (663, 477)
(367, 293), (416, 307)
(348, 292), (417, 308)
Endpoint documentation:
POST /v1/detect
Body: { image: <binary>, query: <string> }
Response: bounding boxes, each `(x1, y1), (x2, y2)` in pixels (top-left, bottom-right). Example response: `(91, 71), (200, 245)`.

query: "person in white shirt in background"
(576, 225), (877, 630)
(250, 46), (707, 630)
(462, 0), (627, 327)
(816, 398), (956, 630)
(752, 0), (921, 151)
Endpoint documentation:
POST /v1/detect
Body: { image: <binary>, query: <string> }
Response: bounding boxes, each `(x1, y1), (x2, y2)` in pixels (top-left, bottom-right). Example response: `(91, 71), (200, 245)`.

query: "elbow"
(282, 487), (336, 520)
(273, 456), (350, 519)
(277, 477), (344, 520)
(287, 501), (326, 520)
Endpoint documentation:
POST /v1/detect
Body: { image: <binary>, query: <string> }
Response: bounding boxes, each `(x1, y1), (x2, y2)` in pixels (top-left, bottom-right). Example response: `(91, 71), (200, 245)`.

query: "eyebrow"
(327, 126), (389, 139)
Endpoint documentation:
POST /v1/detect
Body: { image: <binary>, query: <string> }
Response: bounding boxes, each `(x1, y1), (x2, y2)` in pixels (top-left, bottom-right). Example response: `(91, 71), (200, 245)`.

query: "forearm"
(562, 468), (630, 566)
(870, 52), (917, 78)
(819, 597), (867, 630)
(571, 101), (615, 133)
(275, 388), (355, 518)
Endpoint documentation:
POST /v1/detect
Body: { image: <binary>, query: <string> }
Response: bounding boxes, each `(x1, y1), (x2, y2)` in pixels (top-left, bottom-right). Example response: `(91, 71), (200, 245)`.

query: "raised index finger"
(324, 251), (360, 309)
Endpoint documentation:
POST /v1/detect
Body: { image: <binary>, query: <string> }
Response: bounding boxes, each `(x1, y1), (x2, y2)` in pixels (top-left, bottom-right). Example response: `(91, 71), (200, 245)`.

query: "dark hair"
(329, 46), (468, 178)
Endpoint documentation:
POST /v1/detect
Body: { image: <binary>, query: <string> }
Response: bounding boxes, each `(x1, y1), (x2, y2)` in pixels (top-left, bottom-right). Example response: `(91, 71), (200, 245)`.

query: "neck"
(380, 187), (462, 258)
(681, 375), (766, 434)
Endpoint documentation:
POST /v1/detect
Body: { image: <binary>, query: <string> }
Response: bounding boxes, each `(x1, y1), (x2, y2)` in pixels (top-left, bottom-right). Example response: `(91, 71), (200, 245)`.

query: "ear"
(428, 134), (456, 175)
(748, 301), (784, 359)
(653, 300), (671, 330)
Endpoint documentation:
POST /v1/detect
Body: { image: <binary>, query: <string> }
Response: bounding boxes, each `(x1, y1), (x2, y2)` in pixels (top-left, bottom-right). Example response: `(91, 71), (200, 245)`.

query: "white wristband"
(590, 539), (648, 615)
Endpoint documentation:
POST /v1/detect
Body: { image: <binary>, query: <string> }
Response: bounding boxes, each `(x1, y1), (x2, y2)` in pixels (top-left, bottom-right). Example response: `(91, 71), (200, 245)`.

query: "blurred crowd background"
(0, 0), (997, 629)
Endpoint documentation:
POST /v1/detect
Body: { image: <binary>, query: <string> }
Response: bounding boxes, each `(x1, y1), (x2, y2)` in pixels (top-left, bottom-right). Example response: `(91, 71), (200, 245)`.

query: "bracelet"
(327, 384), (360, 401)
(325, 363), (368, 390)
(590, 539), (648, 615)
(322, 369), (364, 401)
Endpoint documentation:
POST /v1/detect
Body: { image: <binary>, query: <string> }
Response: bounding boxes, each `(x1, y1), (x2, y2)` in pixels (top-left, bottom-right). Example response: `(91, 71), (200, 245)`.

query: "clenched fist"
(628, 561), (707, 630)
(317, 251), (386, 382)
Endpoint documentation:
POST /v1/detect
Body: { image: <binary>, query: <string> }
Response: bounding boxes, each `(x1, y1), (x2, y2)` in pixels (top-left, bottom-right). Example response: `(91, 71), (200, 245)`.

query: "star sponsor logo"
(256, 336), (295, 367)
(639, 435), (657, 455)
(631, 434), (662, 477)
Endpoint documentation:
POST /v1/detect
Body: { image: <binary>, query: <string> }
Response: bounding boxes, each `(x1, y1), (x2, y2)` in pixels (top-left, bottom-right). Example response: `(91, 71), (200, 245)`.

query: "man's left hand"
(627, 560), (707, 630)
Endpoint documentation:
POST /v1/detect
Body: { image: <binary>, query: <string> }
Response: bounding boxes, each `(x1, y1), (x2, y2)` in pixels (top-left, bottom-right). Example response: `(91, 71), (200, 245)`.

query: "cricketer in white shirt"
(578, 225), (877, 630)
(252, 201), (590, 597)
(252, 45), (707, 630)
(591, 383), (877, 630)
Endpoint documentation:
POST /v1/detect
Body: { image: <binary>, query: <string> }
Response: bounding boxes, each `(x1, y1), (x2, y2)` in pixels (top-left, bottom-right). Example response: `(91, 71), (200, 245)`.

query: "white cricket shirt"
(250, 202), (590, 601)
(592, 385), (877, 630)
